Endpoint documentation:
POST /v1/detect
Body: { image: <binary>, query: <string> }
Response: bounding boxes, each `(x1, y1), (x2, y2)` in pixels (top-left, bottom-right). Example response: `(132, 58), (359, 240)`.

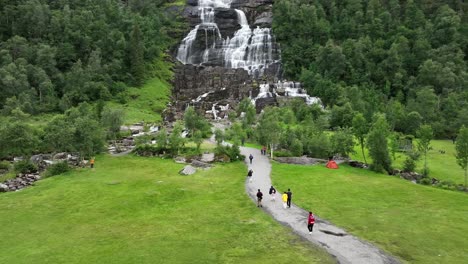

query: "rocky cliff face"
(170, 0), (321, 119)
(171, 0), (281, 116)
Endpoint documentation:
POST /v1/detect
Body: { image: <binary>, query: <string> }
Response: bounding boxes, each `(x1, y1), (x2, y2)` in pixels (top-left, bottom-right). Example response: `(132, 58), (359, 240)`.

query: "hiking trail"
(240, 146), (401, 264)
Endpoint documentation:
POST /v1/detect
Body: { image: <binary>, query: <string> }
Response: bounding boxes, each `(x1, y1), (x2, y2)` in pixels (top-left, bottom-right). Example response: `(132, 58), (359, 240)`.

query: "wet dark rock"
(348, 160), (368, 169)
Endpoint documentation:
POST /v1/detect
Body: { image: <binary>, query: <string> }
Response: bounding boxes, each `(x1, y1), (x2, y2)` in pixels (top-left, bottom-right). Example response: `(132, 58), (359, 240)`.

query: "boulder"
(54, 152), (68, 160)
(201, 153), (215, 163)
(180, 165), (197, 175)
(191, 160), (212, 168)
(0, 183), (8, 192)
(174, 156), (187, 164)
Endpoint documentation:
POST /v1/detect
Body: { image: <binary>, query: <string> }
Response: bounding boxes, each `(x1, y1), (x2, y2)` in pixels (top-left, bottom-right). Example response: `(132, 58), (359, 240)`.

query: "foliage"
(352, 113), (369, 163)
(132, 144), (167, 157)
(256, 107), (281, 157)
(0, 0), (179, 113)
(0, 160), (11, 170)
(367, 114), (392, 173)
(45, 161), (69, 177)
(273, 0), (468, 138)
(192, 130), (203, 151)
(0, 120), (39, 158)
(290, 139), (303, 156)
(455, 126), (468, 187)
(168, 121), (186, 155)
(101, 107), (124, 141)
(43, 103), (105, 158)
(214, 129), (224, 146)
(214, 144), (243, 162)
(403, 151), (420, 173)
(13, 160), (37, 174)
(416, 125), (433, 176)
(330, 127), (355, 158)
(183, 106), (211, 136)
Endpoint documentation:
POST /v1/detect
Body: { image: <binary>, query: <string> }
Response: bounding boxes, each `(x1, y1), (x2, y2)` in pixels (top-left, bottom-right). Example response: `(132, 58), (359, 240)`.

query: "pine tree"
(129, 24), (145, 86)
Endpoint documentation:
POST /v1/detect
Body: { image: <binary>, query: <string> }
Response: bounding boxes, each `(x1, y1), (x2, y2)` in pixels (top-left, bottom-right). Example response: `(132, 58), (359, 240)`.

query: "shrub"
(133, 144), (167, 156)
(14, 160), (38, 174)
(274, 150), (293, 157)
(418, 177), (432, 185)
(0, 161), (11, 170)
(46, 162), (69, 177)
(290, 139), (303, 156)
(215, 144), (243, 162)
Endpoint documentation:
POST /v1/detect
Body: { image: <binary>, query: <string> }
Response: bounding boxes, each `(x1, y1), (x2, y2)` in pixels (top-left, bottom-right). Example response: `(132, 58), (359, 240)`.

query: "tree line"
(0, 0), (180, 114)
(273, 0), (467, 139)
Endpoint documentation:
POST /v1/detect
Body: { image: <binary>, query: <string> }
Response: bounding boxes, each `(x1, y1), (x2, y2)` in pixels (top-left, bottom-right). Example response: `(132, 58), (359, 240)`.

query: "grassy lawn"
(350, 139), (465, 185)
(271, 162), (468, 264)
(109, 78), (171, 125)
(0, 155), (333, 264)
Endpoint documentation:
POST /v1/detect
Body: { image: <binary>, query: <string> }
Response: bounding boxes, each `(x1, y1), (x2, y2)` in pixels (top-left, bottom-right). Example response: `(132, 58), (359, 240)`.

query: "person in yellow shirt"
(282, 192), (288, 209)
(90, 157), (95, 169)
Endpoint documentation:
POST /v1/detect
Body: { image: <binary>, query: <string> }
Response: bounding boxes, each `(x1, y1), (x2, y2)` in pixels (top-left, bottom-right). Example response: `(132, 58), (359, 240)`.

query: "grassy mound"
(272, 162), (468, 264)
(0, 156), (333, 264)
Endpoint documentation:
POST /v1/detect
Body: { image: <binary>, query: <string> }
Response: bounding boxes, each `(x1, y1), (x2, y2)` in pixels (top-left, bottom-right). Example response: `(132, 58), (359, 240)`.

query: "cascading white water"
(277, 81), (322, 105)
(177, 0), (276, 75)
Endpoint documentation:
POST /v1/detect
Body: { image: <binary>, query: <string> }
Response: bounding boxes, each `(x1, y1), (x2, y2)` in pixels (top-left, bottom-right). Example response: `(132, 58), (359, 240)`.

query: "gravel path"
(241, 146), (401, 264)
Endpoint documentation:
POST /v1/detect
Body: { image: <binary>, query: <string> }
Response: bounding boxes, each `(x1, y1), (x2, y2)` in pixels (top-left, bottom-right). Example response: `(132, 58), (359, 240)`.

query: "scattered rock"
(191, 160), (212, 168)
(0, 183), (8, 192)
(174, 156), (187, 164)
(1, 173), (41, 192)
(179, 165), (197, 175)
(201, 153), (215, 163)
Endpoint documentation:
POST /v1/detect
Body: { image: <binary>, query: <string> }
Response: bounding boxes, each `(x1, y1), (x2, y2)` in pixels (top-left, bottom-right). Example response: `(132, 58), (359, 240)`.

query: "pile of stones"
(0, 173), (41, 192)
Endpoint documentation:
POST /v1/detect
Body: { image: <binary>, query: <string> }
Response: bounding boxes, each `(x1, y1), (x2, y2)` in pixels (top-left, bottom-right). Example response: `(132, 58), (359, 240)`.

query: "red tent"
(326, 160), (339, 169)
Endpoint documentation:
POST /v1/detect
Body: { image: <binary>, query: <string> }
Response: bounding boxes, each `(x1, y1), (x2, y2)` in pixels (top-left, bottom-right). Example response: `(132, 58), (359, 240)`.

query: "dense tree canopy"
(273, 0), (468, 138)
(0, 0), (180, 113)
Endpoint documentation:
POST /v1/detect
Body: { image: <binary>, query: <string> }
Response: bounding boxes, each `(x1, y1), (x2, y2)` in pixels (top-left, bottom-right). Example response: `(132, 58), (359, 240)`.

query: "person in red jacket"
(307, 211), (315, 234)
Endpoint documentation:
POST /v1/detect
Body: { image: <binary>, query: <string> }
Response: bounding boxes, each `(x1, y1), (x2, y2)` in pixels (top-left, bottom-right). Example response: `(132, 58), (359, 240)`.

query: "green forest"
(0, 0), (179, 114)
(273, 0), (467, 138)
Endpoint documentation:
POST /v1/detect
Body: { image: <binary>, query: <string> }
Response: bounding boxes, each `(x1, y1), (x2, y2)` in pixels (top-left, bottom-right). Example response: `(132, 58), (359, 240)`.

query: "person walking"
(247, 169), (253, 183)
(269, 186), (276, 201)
(282, 192), (288, 209)
(249, 154), (253, 164)
(90, 157), (95, 169)
(286, 188), (292, 208)
(256, 189), (263, 207)
(307, 211), (316, 234)
(261, 146), (266, 155)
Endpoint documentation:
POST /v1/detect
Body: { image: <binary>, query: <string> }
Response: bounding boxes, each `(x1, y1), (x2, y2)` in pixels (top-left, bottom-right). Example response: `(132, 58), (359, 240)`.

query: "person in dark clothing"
(269, 185), (276, 201)
(247, 169), (253, 182)
(256, 189), (263, 207)
(249, 154), (253, 164)
(286, 188), (292, 208)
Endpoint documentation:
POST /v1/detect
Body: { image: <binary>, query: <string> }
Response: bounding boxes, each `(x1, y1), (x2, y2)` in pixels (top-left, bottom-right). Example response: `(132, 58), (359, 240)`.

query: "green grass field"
(271, 162), (468, 264)
(109, 78), (171, 125)
(350, 139), (465, 185)
(0, 156), (333, 264)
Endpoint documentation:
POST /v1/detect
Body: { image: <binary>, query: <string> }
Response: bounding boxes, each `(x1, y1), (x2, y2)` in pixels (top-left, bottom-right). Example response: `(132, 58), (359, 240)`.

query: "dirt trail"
(241, 146), (401, 264)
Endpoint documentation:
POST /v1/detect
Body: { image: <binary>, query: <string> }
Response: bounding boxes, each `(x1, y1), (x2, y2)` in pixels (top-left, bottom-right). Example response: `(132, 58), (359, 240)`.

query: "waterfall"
(176, 0), (276, 76)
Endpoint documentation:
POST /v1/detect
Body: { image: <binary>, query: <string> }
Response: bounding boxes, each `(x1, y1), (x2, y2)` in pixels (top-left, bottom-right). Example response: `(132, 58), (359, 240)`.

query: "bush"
(290, 139), (303, 156)
(14, 160), (38, 174)
(274, 150), (293, 157)
(418, 177), (432, 185)
(215, 144), (243, 162)
(0, 160), (11, 170)
(403, 156), (417, 172)
(46, 162), (69, 177)
(133, 144), (167, 156)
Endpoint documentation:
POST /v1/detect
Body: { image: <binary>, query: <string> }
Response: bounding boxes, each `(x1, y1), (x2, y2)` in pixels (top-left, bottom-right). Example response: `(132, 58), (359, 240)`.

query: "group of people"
(260, 146), (267, 155)
(247, 153), (316, 234)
